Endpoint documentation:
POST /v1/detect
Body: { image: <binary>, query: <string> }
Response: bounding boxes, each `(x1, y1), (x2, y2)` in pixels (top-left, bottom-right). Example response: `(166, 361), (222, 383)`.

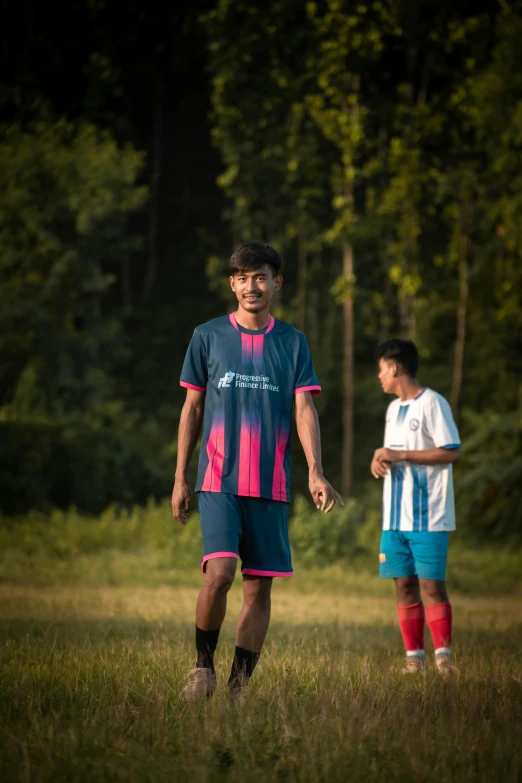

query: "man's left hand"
(309, 472), (344, 513)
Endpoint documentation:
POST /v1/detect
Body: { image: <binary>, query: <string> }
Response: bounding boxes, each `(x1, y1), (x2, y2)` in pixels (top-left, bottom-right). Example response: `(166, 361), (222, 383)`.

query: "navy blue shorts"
(198, 491), (293, 577)
(379, 530), (449, 581)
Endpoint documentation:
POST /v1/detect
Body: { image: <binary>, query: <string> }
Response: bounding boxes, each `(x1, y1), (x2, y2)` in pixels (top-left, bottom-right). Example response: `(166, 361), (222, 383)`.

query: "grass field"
(1, 575), (521, 782)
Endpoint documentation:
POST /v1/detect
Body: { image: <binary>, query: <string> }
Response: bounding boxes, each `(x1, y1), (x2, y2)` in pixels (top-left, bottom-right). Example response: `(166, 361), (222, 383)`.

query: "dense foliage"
(1, 0), (521, 537)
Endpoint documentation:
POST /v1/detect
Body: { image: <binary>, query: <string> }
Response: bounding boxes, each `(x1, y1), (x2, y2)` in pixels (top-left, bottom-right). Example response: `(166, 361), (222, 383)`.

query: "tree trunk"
(380, 274), (393, 340)
(308, 254), (320, 353)
(340, 74), (359, 498)
(398, 287), (416, 339)
(450, 233), (470, 419)
(297, 224), (308, 332)
(342, 241), (354, 498)
(144, 78), (163, 300)
(398, 291), (409, 336)
(121, 256), (132, 310)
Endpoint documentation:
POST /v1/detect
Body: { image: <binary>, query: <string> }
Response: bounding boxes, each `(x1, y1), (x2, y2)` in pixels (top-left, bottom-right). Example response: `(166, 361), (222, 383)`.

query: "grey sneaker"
(401, 655), (426, 674)
(181, 667), (216, 702)
(435, 652), (459, 677)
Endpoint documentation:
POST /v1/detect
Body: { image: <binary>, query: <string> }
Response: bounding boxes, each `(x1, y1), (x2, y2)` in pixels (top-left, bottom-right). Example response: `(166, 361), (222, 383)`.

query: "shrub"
(289, 494), (367, 566)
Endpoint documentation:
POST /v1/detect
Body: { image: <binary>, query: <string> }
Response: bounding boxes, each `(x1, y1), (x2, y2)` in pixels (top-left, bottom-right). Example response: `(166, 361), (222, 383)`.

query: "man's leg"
(380, 531), (425, 672)
(412, 532), (455, 672)
(228, 575), (272, 694)
(420, 578), (454, 671)
(195, 556), (237, 667)
(395, 575), (426, 672)
(228, 498), (292, 697)
(182, 491), (241, 702)
(182, 556), (237, 702)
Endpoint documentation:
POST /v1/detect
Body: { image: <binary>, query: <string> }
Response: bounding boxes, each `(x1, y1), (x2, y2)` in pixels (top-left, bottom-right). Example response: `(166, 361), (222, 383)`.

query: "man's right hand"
(370, 454), (390, 479)
(172, 477), (191, 524)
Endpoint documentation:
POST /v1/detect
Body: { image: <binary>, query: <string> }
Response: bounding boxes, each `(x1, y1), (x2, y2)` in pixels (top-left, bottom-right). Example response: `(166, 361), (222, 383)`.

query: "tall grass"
(0, 584), (521, 782)
(1, 500), (521, 781)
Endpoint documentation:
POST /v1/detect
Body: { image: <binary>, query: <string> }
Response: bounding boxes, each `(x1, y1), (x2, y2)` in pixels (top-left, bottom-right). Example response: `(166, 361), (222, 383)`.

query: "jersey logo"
(217, 371), (280, 392)
(218, 371), (236, 388)
(379, 553), (386, 563)
(410, 418), (420, 431)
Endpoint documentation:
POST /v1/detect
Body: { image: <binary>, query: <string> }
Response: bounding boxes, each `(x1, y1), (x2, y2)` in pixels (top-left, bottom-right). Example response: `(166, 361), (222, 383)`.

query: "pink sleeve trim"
(294, 385), (322, 397)
(201, 551), (238, 573)
(241, 568), (294, 578)
(180, 381), (206, 392)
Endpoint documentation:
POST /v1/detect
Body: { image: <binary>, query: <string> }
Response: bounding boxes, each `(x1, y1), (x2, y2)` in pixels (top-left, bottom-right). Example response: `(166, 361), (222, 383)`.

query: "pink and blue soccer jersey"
(180, 313), (321, 503)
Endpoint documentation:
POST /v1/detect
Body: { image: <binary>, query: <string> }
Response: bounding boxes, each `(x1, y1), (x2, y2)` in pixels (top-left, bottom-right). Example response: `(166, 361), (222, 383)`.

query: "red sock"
(396, 602), (425, 654)
(426, 602), (452, 652)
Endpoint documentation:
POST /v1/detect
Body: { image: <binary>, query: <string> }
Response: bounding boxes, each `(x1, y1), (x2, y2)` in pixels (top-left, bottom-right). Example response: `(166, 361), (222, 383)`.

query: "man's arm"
(171, 389), (205, 524)
(294, 391), (343, 513)
(373, 446), (461, 470)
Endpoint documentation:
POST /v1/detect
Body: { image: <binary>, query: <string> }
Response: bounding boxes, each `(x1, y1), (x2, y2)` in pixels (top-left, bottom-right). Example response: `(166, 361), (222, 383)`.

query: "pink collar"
(229, 312), (275, 334)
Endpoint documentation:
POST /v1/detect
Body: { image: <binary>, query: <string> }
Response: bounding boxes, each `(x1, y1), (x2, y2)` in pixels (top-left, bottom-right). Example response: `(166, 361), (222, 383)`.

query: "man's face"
(378, 358), (398, 394)
(229, 265), (282, 313)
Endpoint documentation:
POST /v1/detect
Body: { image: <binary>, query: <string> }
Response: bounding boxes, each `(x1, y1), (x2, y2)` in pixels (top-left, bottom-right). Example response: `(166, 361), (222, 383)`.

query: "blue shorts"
(198, 492), (293, 577)
(379, 530), (449, 581)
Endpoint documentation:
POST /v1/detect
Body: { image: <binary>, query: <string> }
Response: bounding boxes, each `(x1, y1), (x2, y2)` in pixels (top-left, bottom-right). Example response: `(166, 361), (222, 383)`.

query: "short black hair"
(377, 338), (419, 378)
(230, 241), (283, 277)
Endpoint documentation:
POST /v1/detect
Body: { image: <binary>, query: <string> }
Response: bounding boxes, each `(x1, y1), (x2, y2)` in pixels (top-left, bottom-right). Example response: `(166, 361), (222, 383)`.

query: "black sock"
(228, 646), (260, 687)
(195, 626), (220, 671)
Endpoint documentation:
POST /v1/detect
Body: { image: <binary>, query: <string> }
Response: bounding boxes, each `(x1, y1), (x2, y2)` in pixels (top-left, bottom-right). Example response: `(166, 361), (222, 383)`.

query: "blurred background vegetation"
(1, 0), (521, 561)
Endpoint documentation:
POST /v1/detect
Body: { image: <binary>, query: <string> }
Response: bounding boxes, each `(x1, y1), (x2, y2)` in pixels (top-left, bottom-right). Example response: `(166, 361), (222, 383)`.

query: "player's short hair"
(377, 338), (419, 378)
(230, 241), (283, 277)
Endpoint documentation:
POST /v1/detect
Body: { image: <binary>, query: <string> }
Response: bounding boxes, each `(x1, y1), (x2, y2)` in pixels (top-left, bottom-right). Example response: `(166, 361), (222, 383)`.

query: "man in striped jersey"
(172, 241), (342, 700)
(371, 338), (461, 674)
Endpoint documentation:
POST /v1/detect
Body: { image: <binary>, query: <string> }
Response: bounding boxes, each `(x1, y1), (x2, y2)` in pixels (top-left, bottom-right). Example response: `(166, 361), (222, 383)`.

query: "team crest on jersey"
(218, 372), (236, 388)
(410, 418), (420, 431)
(379, 553), (386, 563)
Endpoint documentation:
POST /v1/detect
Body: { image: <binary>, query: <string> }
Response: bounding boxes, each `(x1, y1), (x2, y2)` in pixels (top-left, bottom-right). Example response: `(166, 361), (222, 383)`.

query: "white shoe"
(401, 655), (426, 674)
(180, 667), (216, 702)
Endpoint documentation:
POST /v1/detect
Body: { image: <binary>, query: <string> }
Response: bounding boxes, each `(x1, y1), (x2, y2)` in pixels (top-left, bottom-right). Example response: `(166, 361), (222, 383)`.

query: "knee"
(395, 575), (420, 603)
(420, 580), (448, 603)
(243, 577), (272, 609)
(204, 563), (236, 594)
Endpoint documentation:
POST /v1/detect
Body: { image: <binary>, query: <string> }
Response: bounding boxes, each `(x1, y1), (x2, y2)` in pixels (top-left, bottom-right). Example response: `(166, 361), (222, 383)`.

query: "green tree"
(459, 405), (522, 539)
(305, 0), (398, 496)
(0, 117), (155, 513)
(0, 118), (146, 416)
(203, 0), (336, 351)
(471, 0), (522, 389)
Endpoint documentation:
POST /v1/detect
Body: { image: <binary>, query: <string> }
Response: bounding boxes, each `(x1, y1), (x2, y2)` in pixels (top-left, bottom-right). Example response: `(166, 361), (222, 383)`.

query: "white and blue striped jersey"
(382, 388), (460, 532)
